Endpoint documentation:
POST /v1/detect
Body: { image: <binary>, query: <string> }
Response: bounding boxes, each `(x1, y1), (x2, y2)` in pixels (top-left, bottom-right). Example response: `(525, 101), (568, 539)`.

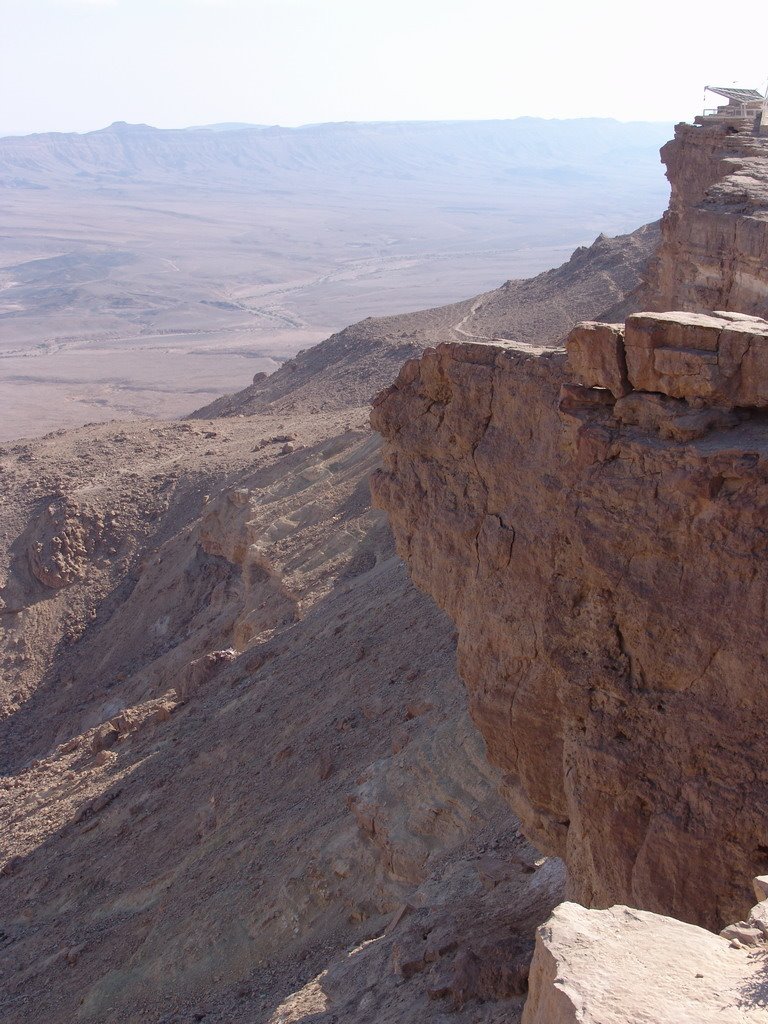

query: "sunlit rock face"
(371, 329), (768, 930)
(371, 118), (768, 934)
(641, 120), (768, 318)
(522, 876), (768, 1024)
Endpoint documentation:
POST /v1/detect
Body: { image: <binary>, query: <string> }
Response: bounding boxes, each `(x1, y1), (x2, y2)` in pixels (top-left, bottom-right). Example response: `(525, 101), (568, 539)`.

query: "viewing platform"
(696, 85), (767, 135)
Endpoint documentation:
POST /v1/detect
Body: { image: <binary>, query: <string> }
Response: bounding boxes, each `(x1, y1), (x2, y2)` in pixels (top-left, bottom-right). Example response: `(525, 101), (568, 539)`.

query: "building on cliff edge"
(701, 84), (768, 135)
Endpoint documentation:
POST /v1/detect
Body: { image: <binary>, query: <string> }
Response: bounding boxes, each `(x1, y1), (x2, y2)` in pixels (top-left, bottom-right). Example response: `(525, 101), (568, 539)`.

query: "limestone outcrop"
(569, 310), (768, 410)
(642, 120), (768, 317)
(522, 876), (768, 1024)
(371, 321), (768, 929)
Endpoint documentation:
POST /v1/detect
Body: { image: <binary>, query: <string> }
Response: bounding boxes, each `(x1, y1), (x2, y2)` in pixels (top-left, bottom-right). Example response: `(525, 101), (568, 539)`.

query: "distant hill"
(185, 122), (270, 132)
(0, 117), (673, 194)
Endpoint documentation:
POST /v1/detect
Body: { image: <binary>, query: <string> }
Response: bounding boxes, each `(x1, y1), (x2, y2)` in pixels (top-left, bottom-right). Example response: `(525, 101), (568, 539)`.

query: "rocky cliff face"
(370, 119), (768, 936)
(642, 120), (768, 316)
(371, 328), (768, 929)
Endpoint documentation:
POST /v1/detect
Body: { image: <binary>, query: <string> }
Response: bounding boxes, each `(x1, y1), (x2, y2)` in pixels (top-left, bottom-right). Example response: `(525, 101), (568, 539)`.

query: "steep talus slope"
(2, 408), (563, 1023)
(0, 212), (655, 1021)
(0, 411), (359, 731)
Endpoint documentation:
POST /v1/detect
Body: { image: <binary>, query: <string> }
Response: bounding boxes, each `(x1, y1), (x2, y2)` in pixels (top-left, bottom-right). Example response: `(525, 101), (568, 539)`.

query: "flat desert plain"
(0, 119), (672, 439)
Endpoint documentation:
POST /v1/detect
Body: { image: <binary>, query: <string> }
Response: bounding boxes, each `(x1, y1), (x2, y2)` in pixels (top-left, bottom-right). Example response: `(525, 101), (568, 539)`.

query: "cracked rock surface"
(372, 337), (768, 929)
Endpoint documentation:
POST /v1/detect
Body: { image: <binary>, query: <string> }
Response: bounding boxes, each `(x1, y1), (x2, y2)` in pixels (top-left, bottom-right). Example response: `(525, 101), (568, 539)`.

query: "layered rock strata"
(569, 310), (768, 409)
(371, 315), (768, 929)
(642, 120), (768, 317)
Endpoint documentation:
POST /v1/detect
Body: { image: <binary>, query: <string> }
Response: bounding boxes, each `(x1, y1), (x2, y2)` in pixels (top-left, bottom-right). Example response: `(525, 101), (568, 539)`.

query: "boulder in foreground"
(523, 882), (768, 1024)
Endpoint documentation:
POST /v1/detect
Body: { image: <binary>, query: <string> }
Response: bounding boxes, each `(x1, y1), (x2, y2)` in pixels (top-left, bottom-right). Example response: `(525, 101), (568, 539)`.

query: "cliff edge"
(372, 330), (768, 929)
(641, 119), (768, 316)
(371, 119), (768, 938)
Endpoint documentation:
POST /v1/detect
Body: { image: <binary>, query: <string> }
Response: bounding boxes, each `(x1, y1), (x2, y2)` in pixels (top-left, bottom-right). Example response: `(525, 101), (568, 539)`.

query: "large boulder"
(623, 310), (768, 407)
(565, 321), (630, 398)
(523, 888), (768, 1024)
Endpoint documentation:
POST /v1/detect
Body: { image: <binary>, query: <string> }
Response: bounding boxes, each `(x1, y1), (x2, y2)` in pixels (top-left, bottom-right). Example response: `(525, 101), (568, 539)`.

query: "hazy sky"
(2, 0), (766, 135)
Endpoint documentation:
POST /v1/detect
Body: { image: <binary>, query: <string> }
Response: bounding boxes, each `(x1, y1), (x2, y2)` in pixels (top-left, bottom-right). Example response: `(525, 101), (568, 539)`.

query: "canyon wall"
(371, 333), (768, 930)
(642, 120), (768, 316)
(370, 118), (768, 933)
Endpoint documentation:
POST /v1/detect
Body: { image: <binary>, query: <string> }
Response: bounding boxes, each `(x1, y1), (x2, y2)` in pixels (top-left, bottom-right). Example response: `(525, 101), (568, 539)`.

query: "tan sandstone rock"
(372, 339), (768, 928)
(522, 900), (767, 1024)
(624, 310), (768, 406)
(565, 321), (630, 398)
(641, 121), (768, 318)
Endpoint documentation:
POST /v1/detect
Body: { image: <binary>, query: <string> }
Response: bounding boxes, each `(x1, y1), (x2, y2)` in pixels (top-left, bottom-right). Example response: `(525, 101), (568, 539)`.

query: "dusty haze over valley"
(0, 117), (671, 440)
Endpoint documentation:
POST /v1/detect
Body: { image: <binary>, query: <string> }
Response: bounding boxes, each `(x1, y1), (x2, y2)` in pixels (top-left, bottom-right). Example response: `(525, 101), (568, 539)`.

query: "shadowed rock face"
(371, 337), (768, 929)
